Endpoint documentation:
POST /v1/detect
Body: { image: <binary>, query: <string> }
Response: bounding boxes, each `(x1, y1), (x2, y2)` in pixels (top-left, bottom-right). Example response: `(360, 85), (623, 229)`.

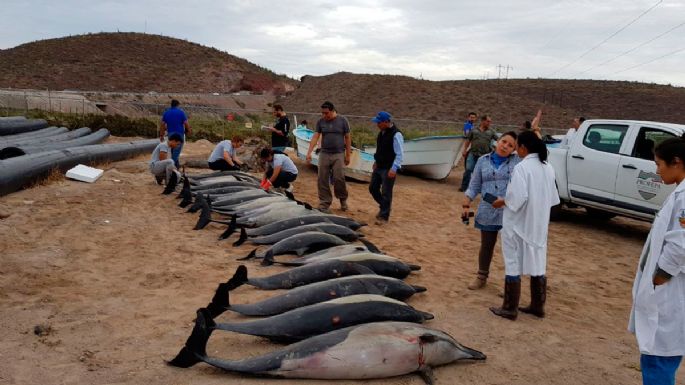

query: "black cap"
(320, 101), (335, 110)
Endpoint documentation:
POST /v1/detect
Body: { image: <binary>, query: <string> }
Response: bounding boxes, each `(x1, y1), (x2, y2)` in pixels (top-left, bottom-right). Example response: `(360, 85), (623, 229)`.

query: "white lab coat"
(560, 128), (576, 148)
(501, 154), (560, 276)
(629, 180), (685, 356)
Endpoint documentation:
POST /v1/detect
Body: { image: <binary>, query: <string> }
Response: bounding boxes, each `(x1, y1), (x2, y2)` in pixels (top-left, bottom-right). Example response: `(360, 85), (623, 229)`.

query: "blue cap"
(371, 111), (392, 123)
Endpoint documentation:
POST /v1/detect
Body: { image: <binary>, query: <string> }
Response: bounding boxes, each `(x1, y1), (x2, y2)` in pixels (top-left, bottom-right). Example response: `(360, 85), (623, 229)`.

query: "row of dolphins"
(165, 170), (486, 384)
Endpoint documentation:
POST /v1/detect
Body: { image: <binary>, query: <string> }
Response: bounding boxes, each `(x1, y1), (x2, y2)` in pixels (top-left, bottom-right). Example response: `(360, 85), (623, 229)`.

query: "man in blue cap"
(369, 111), (404, 225)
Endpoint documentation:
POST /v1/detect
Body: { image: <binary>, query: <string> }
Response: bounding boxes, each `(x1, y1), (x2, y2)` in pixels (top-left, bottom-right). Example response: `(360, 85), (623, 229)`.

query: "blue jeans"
(171, 140), (184, 168)
(641, 354), (682, 385)
(460, 153), (480, 191)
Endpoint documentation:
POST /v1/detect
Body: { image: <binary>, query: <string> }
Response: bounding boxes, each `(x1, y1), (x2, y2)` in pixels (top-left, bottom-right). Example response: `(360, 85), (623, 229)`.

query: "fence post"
(24, 90), (28, 114)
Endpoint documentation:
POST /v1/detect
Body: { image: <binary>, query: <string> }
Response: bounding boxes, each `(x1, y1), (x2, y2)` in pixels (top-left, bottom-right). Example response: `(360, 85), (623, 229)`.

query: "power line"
(578, 20), (685, 75)
(548, 0), (663, 77)
(610, 46), (685, 75)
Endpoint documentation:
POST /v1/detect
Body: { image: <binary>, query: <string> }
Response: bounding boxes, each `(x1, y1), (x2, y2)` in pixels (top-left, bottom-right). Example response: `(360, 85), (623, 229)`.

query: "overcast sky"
(2, 0), (684, 86)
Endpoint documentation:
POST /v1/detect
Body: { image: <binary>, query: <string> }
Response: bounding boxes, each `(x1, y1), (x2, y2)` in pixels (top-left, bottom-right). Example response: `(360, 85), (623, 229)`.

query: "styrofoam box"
(66, 164), (104, 183)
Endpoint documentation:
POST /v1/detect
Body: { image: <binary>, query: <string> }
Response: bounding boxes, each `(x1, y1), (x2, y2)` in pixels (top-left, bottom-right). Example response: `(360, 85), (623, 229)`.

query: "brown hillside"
(0, 32), (298, 94)
(282, 73), (685, 129)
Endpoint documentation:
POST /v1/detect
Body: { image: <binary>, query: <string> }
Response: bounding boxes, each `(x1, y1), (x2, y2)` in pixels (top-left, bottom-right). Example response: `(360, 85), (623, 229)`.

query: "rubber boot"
(520, 276), (546, 318)
(490, 280), (520, 320)
(468, 270), (488, 290)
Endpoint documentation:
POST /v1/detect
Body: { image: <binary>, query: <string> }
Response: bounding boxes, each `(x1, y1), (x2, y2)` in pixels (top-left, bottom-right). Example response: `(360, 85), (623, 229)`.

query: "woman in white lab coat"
(629, 136), (685, 385)
(491, 131), (559, 320)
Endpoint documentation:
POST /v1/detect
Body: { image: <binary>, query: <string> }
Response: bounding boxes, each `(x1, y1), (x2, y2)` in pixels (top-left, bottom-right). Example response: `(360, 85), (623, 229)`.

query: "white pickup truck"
(549, 119), (685, 221)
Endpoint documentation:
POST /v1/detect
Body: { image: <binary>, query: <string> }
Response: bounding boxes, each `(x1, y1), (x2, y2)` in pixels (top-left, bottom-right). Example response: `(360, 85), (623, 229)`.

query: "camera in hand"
(461, 211), (475, 225)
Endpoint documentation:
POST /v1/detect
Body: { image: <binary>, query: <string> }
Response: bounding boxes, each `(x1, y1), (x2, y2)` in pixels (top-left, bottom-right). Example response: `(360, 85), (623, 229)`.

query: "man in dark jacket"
(369, 111), (404, 225)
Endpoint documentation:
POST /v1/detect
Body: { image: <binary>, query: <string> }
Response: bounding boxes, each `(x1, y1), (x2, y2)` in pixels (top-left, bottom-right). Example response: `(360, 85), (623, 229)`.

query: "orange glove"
(260, 178), (272, 190)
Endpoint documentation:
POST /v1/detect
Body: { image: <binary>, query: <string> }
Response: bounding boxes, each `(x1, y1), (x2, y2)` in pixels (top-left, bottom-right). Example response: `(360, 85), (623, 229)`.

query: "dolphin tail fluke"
(167, 309), (215, 368)
(284, 190), (295, 200)
(227, 265), (248, 289)
(359, 238), (381, 254)
(162, 172), (179, 195)
(219, 215), (237, 240)
(237, 248), (258, 261)
(194, 206), (212, 230)
(408, 264), (422, 271)
(411, 285), (427, 293)
(232, 227), (248, 247)
(204, 265), (247, 318)
(260, 249), (275, 266)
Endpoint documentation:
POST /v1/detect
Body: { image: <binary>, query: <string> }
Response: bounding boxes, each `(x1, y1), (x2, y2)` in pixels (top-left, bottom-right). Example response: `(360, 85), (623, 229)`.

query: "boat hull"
(294, 128), (373, 182)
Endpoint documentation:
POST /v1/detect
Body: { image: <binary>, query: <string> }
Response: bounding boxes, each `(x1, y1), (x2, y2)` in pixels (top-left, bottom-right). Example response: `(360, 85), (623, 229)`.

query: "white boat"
(293, 128), (374, 182)
(366, 135), (466, 180)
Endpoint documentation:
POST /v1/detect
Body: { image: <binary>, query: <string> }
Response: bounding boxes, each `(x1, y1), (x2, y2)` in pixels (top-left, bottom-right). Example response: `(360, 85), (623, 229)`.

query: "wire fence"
(0, 88), (569, 137)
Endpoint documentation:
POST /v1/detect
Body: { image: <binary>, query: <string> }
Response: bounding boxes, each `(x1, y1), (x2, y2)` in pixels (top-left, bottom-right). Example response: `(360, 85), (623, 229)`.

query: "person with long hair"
(490, 131), (559, 320)
(629, 135), (685, 385)
(462, 131), (520, 290)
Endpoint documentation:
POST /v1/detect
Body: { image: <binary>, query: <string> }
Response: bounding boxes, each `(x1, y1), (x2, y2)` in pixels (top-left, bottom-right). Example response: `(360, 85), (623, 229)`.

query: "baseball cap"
(372, 111), (392, 123)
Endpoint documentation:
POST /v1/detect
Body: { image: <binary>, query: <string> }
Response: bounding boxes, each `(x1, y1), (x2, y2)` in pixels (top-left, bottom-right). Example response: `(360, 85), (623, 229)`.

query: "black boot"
(520, 276), (546, 318)
(162, 172), (178, 195)
(490, 280), (521, 320)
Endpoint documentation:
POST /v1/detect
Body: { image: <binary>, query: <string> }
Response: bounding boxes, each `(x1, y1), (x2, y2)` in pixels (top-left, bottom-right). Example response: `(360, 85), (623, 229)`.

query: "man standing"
(459, 115), (498, 192)
(306, 101), (351, 213)
(268, 104), (290, 152)
(463, 112), (477, 136)
(369, 111), (403, 225)
(160, 99), (191, 168)
(560, 116), (585, 147)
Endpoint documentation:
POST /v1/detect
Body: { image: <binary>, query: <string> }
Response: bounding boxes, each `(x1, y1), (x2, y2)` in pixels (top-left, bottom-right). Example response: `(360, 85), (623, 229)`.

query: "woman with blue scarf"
(462, 131), (520, 290)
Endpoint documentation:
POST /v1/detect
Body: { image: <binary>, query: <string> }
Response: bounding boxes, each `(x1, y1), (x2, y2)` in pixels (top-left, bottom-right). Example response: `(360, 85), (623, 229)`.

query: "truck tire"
(585, 207), (616, 220)
(550, 203), (562, 221)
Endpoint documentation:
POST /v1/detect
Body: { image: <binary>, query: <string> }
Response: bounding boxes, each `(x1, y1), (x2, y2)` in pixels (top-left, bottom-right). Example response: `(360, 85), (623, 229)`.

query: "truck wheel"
(550, 203), (562, 221)
(585, 207), (616, 220)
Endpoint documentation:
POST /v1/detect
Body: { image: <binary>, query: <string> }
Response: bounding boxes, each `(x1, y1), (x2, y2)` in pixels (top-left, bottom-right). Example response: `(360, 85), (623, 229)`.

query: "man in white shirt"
(149, 133), (182, 194)
(560, 116), (585, 147)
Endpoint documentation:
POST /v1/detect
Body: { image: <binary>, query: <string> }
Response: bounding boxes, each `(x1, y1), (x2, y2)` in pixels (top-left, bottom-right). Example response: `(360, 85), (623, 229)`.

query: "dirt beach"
(0, 140), (679, 384)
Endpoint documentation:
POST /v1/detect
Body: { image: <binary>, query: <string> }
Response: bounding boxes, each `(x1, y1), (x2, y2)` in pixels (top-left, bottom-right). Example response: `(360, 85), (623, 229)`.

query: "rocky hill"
(0, 32), (297, 94)
(281, 73), (685, 129)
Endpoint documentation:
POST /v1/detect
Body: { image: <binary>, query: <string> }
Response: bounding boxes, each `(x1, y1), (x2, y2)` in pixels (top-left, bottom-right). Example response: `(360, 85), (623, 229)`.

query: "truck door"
(615, 125), (677, 216)
(567, 123), (630, 205)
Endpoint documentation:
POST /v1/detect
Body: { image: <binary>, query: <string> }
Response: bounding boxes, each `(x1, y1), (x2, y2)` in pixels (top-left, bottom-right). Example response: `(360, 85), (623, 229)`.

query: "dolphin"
(205, 270), (426, 317)
(265, 252), (421, 279)
(208, 295), (433, 342)
(235, 223), (361, 246)
(230, 261), (377, 290)
(169, 313), (486, 384)
(245, 214), (366, 237)
(239, 231), (349, 261)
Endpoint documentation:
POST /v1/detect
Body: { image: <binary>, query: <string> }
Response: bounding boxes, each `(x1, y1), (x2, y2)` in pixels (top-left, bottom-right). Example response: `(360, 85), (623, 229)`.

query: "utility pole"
(497, 64), (504, 79)
(505, 65), (513, 79)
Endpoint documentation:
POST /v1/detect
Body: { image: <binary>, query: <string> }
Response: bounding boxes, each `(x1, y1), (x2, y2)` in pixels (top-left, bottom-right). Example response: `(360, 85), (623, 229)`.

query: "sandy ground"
(0, 140), (680, 385)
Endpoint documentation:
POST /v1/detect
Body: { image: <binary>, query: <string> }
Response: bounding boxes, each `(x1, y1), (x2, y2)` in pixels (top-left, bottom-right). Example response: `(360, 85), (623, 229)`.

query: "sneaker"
(374, 217), (388, 225)
(285, 185), (294, 193)
(340, 200), (349, 211)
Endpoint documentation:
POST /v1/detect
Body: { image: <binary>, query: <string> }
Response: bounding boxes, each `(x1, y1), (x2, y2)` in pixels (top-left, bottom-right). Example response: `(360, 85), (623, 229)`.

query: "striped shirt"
(465, 152), (520, 230)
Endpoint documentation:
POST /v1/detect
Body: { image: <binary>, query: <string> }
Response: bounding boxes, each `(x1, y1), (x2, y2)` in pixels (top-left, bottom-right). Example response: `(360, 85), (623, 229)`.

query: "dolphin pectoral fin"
(294, 248), (307, 256)
(419, 334), (438, 343)
(260, 250), (275, 266)
(359, 239), (381, 254)
(351, 263), (376, 275)
(232, 228), (248, 247)
(167, 309), (214, 368)
(418, 366), (435, 385)
(237, 248), (258, 261)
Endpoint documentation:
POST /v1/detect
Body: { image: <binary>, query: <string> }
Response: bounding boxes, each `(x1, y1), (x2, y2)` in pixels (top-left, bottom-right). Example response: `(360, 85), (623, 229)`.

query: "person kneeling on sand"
(150, 133), (182, 194)
(207, 136), (244, 171)
(260, 148), (298, 193)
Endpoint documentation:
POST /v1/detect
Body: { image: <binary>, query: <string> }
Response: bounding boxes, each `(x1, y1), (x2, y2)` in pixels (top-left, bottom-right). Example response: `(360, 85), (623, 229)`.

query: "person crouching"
(150, 133), (182, 194)
(260, 148), (298, 193)
(207, 136), (244, 171)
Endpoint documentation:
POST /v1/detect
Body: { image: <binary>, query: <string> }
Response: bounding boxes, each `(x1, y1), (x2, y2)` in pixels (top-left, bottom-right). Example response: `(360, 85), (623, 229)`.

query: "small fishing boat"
(293, 128), (374, 182)
(366, 135), (466, 180)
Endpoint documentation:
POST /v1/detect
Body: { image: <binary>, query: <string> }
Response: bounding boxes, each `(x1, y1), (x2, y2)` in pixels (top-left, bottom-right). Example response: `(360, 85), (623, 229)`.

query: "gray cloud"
(1, 0), (683, 85)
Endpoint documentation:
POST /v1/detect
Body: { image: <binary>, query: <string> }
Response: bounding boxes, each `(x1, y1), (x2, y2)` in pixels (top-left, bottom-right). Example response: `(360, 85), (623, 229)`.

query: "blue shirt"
(162, 107), (188, 136)
(465, 152), (520, 230)
(463, 121), (474, 136)
(391, 131), (404, 172)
